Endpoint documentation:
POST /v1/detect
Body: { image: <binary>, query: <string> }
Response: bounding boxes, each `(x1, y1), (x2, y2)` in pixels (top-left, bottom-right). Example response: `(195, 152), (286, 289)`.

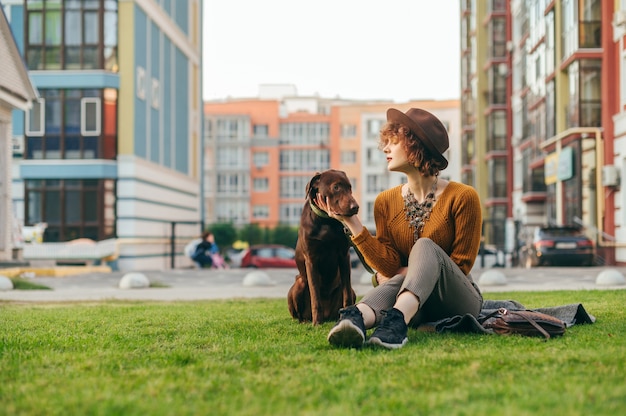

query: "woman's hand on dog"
(315, 195), (354, 223)
(315, 195), (338, 218)
(315, 195), (365, 239)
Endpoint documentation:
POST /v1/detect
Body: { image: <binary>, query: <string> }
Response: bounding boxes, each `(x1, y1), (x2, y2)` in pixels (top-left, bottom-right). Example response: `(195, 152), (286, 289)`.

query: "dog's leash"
(309, 201), (377, 275)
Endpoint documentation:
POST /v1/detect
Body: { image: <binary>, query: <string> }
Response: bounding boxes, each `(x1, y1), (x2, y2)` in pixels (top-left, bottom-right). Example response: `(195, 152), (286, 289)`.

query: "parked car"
(240, 244), (297, 268)
(518, 225), (595, 268)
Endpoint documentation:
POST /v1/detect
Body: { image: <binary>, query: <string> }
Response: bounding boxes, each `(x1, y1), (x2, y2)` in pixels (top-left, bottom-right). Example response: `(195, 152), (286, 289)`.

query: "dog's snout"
(348, 200), (359, 215)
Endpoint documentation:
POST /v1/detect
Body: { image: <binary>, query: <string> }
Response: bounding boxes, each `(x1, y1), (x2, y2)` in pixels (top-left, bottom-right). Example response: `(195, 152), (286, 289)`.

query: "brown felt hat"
(386, 108), (449, 169)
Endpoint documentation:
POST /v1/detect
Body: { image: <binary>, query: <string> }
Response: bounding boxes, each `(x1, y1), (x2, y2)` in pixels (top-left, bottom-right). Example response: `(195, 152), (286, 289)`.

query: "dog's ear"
(305, 172), (322, 200)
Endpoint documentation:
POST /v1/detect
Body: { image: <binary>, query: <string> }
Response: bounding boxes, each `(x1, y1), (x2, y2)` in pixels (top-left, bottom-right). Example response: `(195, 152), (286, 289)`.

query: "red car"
(240, 244), (297, 268)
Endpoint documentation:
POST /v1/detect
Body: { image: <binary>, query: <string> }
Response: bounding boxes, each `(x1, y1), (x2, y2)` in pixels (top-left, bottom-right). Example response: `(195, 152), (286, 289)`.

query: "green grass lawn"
(1, 290), (625, 416)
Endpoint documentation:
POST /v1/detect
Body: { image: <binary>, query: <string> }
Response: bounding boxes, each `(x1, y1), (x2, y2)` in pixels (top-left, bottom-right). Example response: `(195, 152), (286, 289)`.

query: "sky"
(203, 0), (460, 103)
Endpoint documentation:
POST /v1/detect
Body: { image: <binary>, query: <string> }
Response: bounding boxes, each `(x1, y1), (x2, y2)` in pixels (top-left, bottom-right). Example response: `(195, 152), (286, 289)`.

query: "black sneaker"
(327, 306), (366, 348)
(367, 308), (408, 349)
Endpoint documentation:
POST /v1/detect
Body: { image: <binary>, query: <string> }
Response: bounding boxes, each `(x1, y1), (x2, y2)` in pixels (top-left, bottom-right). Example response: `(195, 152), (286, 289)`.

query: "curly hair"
(378, 122), (444, 176)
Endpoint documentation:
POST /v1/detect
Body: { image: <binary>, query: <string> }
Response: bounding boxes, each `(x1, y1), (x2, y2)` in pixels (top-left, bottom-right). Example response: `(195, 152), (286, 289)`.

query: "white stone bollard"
(478, 269), (508, 286)
(119, 272), (150, 289)
(0, 275), (14, 291)
(242, 270), (276, 286)
(595, 269), (626, 286)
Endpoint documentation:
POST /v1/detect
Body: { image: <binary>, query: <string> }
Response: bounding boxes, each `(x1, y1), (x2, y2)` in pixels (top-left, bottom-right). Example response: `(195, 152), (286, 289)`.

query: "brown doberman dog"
(287, 169), (358, 325)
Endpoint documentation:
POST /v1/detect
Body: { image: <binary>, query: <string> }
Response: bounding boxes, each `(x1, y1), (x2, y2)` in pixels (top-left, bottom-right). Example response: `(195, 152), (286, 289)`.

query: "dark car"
(518, 226), (595, 268)
(240, 244), (297, 268)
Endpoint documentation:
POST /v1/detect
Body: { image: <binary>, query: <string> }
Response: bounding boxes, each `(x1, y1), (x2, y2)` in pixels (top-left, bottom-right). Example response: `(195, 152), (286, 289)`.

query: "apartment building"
(460, 0), (510, 251)
(6, 0), (203, 271)
(204, 88), (460, 233)
(461, 0), (625, 264)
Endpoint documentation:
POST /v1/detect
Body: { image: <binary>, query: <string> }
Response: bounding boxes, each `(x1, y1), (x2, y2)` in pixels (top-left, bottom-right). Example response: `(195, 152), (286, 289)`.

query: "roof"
(0, 4), (38, 111)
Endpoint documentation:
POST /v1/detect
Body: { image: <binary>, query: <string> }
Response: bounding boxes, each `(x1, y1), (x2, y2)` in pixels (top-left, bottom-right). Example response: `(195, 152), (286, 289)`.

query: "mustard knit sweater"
(351, 181), (483, 277)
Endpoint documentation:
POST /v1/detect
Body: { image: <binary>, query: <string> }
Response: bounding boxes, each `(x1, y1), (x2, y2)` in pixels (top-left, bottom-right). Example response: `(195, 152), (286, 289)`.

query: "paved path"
(1, 265), (626, 302)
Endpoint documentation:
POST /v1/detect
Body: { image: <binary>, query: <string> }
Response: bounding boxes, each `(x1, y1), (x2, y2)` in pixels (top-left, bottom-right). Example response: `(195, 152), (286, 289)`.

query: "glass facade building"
(7, 0), (203, 270)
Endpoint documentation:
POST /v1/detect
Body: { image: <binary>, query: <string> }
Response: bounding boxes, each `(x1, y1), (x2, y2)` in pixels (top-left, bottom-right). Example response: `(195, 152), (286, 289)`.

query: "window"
(341, 124), (357, 138)
(253, 178), (269, 191)
(488, 17), (506, 58)
(81, 97), (101, 136)
(367, 119), (383, 138)
(217, 147), (245, 168)
(279, 122), (330, 145)
(366, 174), (386, 193)
(279, 149), (329, 171)
(217, 118), (249, 141)
(25, 0), (118, 71)
(487, 111), (507, 152)
(217, 173), (248, 194)
(340, 150), (357, 164)
(26, 98), (45, 136)
(252, 205), (269, 219)
(488, 158), (507, 198)
(253, 124), (268, 138)
(279, 203), (302, 225)
(25, 179), (116, 242)
(136, 66), (146, 100)
(280, 176), (309, 198)
(151, 78), (160, 109)
(25, 89), (117, 160)
(253, 151), (269, 168)
(215, 200), (249, 224)
(366, 147), (385, 164)
(566, 59), (602, 128)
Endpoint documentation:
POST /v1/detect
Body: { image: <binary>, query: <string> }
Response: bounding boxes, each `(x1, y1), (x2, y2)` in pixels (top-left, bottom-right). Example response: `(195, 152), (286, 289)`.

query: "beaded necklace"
(403, 177), (438, 242)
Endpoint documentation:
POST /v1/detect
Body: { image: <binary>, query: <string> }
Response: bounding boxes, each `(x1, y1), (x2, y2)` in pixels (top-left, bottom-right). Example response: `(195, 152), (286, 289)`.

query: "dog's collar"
(309, 201), (330, 218)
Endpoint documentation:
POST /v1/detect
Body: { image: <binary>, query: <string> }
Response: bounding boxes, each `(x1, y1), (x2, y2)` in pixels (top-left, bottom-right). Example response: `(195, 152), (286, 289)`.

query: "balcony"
(521, 170), (547, 202)
(579, 21), (601, 48)
(566, 100), (601, 129)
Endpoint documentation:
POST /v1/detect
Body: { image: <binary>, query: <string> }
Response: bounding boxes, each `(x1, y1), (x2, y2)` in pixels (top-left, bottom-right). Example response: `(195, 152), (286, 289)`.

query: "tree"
(271, 224), (298, 248)
(238, 223), (265, 246)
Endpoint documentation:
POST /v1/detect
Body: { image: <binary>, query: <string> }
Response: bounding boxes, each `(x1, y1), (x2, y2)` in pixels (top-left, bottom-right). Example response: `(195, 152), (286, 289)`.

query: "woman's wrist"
(343, 216), (364, 237)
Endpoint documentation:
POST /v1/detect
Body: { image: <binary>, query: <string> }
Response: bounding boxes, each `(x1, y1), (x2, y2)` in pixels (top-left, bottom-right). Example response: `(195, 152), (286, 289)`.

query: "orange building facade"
(203, 94), (460, 232)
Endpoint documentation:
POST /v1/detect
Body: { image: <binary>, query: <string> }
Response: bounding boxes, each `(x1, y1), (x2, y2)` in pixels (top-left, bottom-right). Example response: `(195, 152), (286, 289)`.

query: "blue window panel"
(64, 136), (80, 158)
(26, 137), (42, 159)
(174, 47), (188, 173)
(7, 5), (25, 53)
(150, 106), (160, 164)
(163, 0), (171, 16)
(175, 1), (188, 36)
(12, 109), (25, 136)
(134, 6), (147, 69)
(151, 21), (160, 78)
(134, 95), (147, 158)
(20, 162), (118, 179)
(30, 72), (120, 90)
(84, 136), (98, 159)
(163, 37), (171, 168)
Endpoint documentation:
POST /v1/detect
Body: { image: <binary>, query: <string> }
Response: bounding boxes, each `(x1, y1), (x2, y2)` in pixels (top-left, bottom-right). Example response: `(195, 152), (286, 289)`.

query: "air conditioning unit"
(615, 10), (626, 27)
(12, 136), (24, 155)
(602, 165), (621, 187)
